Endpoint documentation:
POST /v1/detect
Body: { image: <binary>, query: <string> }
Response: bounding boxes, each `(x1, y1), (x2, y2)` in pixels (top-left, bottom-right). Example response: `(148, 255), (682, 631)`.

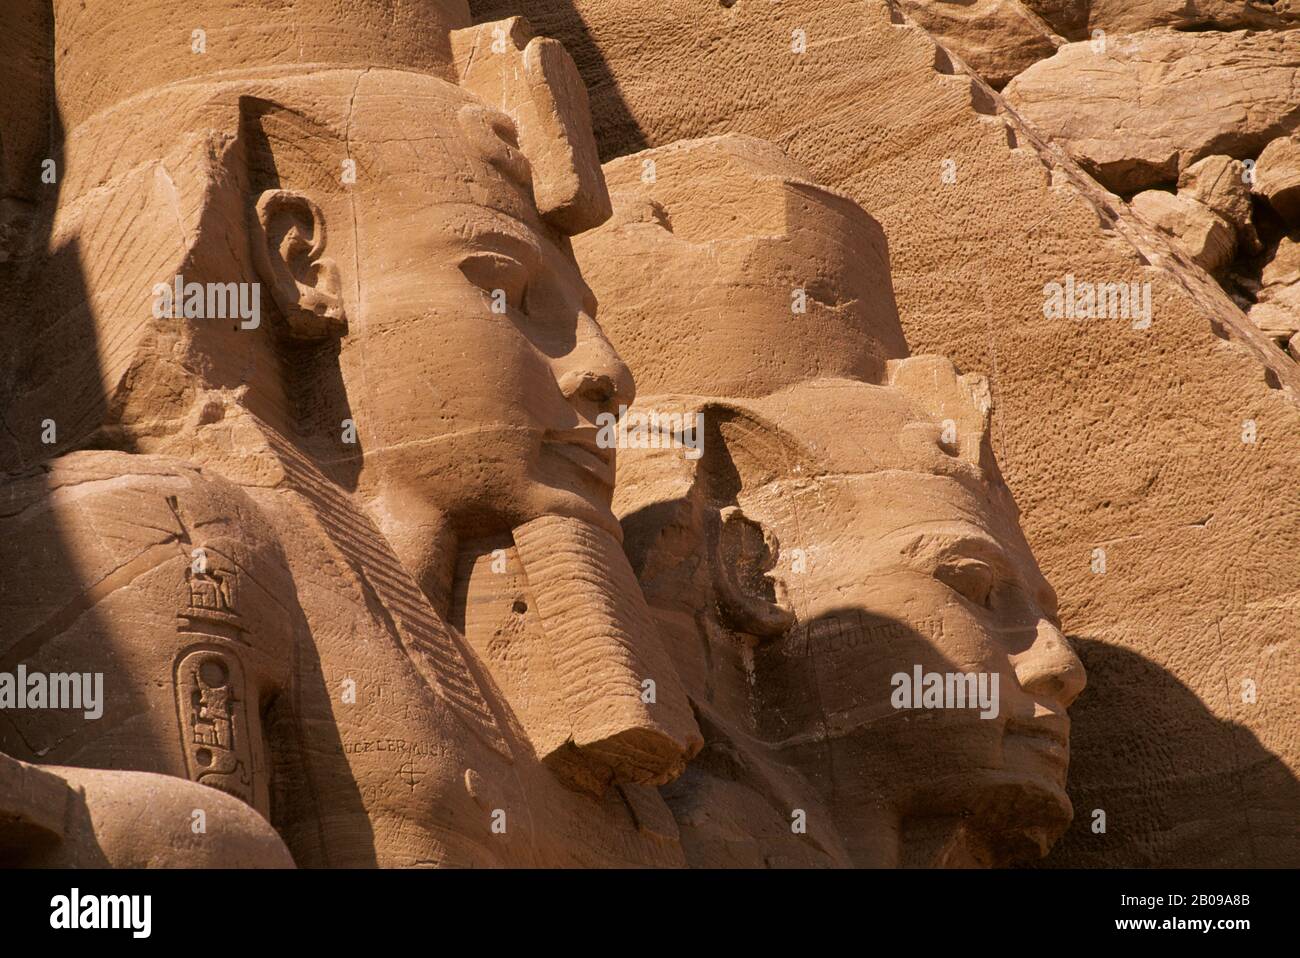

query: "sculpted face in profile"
(5, 0), (1078, 869)
(241, 70), (627, 552)
(671, 378), (1085, 866)
(243, 63), (698, 793)
(4, 7), (698, 866)
(578, 136), (1086, 866)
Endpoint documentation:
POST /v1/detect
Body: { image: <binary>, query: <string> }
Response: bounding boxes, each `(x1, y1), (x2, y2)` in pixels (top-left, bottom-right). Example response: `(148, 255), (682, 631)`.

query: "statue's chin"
(900, 764), (1074, 866)
(967, 771), (1075, 863)
(516, 481), (624, 541)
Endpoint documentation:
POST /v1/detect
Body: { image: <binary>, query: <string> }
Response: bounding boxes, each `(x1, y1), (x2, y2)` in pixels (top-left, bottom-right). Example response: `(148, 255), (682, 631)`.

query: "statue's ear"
(710, 504), (795, 638)
(694, 403), (807, 639)
(251, 189), (346, 341)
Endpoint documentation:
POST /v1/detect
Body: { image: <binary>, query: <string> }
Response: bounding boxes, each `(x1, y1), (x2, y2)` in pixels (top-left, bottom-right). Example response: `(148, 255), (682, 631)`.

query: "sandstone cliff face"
(1023, 0), (1089, 39)
(1, 0), (1296, 871)
(1087, 0), (1300, 34)
(995, 14), (1300, 389)
(469, 0), (1300, 866)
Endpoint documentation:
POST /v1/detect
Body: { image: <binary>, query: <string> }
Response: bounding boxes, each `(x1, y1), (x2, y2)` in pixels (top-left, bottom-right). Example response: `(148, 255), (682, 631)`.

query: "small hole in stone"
(512, 599), (528, 614)
(195, 748), (213, 768)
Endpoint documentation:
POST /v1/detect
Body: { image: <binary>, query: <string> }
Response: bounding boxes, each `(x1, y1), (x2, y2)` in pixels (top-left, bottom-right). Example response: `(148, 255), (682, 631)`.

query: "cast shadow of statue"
(0, 0), (82, 474)
(1038, 636), (1300, 868)
(663, 601), (1017, 868)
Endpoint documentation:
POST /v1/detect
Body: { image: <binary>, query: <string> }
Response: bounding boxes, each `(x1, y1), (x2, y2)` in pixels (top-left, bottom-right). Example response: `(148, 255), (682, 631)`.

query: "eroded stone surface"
(1254, 135), (1300, 225)
(1087, 0), (1300, 34)
(898, 0), (1063, 87)
(1129, 189), (1236, 273)
(1023, 0), (1090, 39)
(1179, 154), (1260, 254)
(1, 0), (1297, 871)
(1003, 28), (1300, 194)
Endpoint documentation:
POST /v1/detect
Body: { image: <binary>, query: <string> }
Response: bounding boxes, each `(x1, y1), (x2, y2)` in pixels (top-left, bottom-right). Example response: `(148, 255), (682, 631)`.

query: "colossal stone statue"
(575, 137), (1087, 866)
(2, 3), (1081, 869)
(0, 454), (297, 867)
(2, 1), (699, 867)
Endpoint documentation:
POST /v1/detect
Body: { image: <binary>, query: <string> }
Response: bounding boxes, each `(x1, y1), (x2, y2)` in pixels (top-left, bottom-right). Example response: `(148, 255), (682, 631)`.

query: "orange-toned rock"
(2, 0), (1298, 873)
(1179, 154), (1260, 254)
(1129, 189), (1236, 273)
(1088, 0), (1300, 34)
(898, 0), (1063, 87)
(1023, 0), (1090, 38)
(1254, 136), (1300, 225)
(1004, 28), (1300, 193)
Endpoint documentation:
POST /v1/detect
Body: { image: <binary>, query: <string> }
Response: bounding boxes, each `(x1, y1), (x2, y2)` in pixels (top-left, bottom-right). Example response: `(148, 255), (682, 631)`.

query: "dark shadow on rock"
(1037, 636), (1300, 867)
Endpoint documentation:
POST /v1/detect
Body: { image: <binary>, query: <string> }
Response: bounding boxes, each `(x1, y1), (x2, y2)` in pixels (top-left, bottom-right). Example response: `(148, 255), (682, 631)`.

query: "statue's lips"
(544, 428), (616, 489)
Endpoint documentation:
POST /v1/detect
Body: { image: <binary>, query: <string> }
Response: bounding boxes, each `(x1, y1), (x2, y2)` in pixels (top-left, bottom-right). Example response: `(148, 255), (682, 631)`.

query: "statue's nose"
(1011, 620), (1086, 709)
(555, 313), (636, 419)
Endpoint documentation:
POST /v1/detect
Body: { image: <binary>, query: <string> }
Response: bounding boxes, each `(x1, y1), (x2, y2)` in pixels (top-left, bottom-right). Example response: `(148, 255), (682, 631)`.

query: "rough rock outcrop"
(1248, 235), (1300, 356)
(898, 0), (1063, 87)
(1087, 0), (1300, 34)
(1004, 28), (1300, 193)
(1179, 154), (1260, 254)
(1254, 135), (1300, 224)
(1022, 0), (1090, 39)
(1129, 189), (1236, 273)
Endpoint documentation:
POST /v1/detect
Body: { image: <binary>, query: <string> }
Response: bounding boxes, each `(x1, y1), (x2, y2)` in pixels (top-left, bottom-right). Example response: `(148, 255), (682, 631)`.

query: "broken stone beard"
(510, 514), (700, 793)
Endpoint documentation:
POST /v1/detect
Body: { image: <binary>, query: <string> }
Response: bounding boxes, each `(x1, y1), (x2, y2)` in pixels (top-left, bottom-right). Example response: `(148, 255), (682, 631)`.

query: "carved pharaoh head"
(25, 6), (626, 540)
(236, 66), (633, 541)
(583, 137), (1085, 864)
(614, 368), (1086, 864)
(17, 8), (699, 795)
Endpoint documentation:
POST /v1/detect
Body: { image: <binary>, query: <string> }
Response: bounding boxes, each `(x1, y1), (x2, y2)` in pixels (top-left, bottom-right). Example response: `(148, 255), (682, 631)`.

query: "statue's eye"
(935, 557), (995, 608)
(458, 252), (531, 313)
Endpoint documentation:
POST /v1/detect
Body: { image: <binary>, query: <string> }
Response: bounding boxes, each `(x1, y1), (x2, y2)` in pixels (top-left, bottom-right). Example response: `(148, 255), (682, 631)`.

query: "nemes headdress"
(24, 3), (612, 459)
(52, 0), (608, 233)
